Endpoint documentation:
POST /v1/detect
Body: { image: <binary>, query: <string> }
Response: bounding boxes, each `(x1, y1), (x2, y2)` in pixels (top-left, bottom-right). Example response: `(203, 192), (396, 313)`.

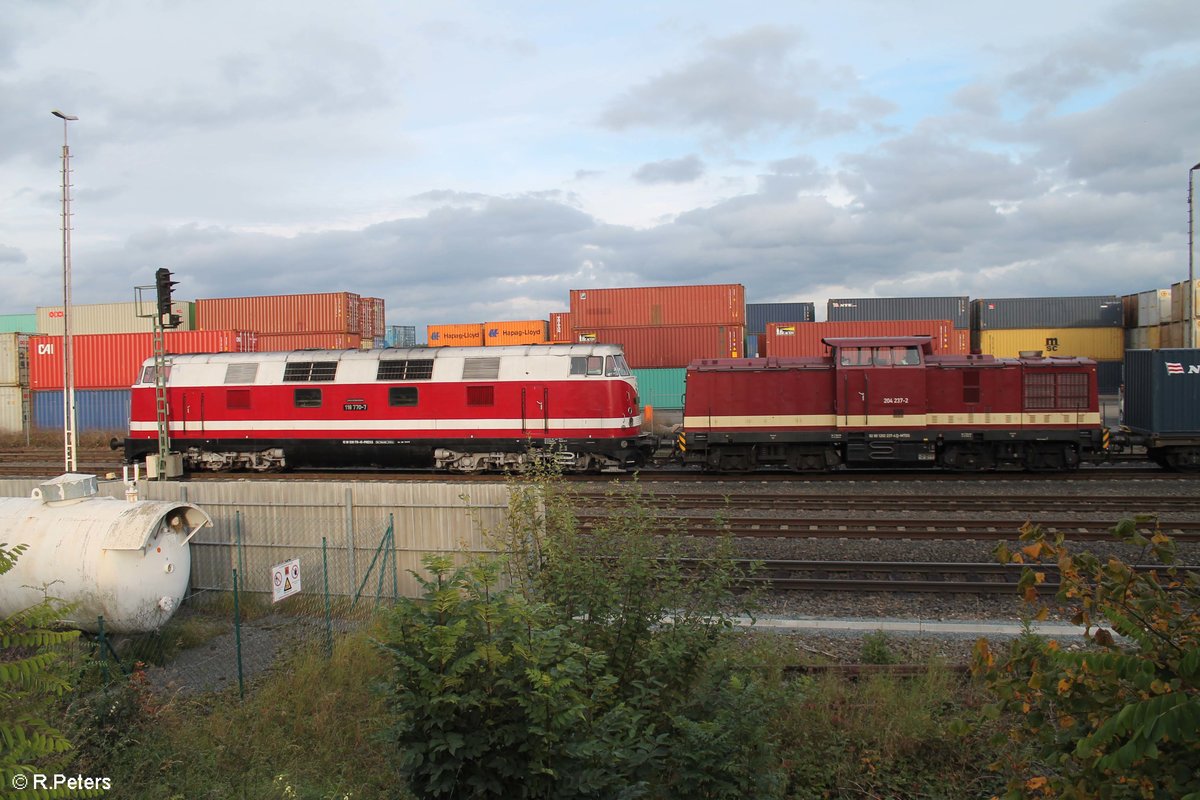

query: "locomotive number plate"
(882, 397), (909, 404)
(343, 402), (368, 411)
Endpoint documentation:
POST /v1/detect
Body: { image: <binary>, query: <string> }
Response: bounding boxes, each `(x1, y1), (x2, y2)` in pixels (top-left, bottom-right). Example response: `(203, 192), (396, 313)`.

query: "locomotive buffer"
(133, 269), (184, 479)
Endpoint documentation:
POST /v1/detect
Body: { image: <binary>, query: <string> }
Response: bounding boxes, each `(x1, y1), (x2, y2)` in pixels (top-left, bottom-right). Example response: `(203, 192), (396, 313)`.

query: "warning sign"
(271, 558), (302, 603)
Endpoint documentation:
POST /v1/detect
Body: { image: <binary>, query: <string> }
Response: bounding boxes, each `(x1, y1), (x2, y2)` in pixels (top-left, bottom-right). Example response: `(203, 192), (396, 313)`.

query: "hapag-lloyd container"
(484, 320), (549, 346)
(826, 296), (970, 329)
(569, 285), (745, 328)
(255, 332), (361, 352)
(28, 331), (257, 390)
(428, 324), (484, 347)
(196, 293), (361, 334)
(574, 325), (744, 368)
(763, 321), (965, 357)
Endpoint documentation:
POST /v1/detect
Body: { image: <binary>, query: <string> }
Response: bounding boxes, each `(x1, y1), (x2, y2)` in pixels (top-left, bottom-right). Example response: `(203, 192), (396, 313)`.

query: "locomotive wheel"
(941, 444), (994, 472)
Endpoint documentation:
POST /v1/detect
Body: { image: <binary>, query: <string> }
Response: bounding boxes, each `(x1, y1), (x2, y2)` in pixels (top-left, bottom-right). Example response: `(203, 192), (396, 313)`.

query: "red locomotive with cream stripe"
(122, 344), (649, 472)
(680, 336), (1105, 471)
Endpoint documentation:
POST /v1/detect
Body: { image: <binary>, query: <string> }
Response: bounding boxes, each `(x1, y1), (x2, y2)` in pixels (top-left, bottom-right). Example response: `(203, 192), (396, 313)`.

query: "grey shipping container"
(1122, 349), (1200, 435)
(746, 302), (815, 334)
(33, 389), (130, 433)
(826, 296), (970, 329)
(971, 296), (1123, 330)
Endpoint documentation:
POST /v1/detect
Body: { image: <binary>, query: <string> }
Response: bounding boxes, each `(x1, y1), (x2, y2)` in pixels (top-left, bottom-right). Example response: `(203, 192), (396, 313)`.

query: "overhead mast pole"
(52, 110), (79, 472)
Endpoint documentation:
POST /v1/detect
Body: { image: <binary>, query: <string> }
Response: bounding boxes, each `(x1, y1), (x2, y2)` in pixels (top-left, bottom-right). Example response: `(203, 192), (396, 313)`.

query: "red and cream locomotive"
(121, 344), (650, 472)
(680, 336), (1105, 471)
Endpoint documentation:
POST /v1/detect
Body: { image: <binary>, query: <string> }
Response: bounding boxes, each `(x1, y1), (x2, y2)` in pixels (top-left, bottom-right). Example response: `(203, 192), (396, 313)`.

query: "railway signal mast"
(135, 269), (183, 479)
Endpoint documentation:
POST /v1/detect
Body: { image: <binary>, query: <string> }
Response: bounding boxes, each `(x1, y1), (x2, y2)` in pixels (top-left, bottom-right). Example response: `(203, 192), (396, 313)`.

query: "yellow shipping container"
(975, 328), (1124, 360)
(427, 323), (484, 347)
(484, 320), (549, 346)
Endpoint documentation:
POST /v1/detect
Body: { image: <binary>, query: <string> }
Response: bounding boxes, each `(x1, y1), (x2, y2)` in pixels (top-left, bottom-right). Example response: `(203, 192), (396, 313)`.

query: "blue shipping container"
(0, 313), (36, 333)
(1123, 349), (1200, 435)
(746, 302), (815, 334)
(33, 389), (130, 432)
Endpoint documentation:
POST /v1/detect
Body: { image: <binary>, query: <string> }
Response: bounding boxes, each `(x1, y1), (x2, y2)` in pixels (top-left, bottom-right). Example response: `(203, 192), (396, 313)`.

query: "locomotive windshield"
(838, 345), (922, 367)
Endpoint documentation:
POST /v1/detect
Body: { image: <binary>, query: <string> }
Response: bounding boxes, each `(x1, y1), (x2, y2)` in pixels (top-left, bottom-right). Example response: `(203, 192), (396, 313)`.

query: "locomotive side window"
(838, 347), (869, 366)
(294, 388), (322, 408)
(284, 361), (338, 382)
(139, 365), (171, 384)
(389, 387), (418, 407)
(568, 356), (606, 376)
(378, 360), (433, 381)
(570, 357), (587, 375)
(227, 389), (251, 410)
(587, 356), (604, 376)
(466, 386), (494, 406)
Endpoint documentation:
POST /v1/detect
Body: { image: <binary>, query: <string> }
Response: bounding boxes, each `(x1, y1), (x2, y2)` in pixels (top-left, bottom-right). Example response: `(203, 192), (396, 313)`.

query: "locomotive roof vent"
(1018, 350), (1044, 358)
(33, 473), (99, 505)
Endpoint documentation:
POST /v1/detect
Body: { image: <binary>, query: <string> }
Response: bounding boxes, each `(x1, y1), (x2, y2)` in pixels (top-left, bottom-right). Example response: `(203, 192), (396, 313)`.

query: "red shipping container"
(196, 293), (362, 334)
(549, 312), (572, 343)
(574, 325), (745, 368)
(29, 331), (257, 390)
(255, 332), (361, 351)
(569, 285), (745, 328)
(763, 321), (965, 358)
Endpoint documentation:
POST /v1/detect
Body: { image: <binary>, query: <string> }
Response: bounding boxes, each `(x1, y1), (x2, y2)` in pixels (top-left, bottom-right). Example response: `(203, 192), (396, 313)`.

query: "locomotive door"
(521, 386), (550, 435)
(834, 347), (871, 429)
(834, 344), (928, 429)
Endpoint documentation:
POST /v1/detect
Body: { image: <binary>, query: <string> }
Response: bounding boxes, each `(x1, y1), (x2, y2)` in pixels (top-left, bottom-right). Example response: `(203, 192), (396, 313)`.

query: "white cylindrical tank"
(0, 474), (213, 633)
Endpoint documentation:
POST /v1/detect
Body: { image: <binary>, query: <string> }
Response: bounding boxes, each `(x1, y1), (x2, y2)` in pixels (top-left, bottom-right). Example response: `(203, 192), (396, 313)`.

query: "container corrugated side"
(746, 302), (815, 334)
(0, 333), (27, 387)
(385, 325), (417, 347)
(1136, 289), (1171, 327)
(1125, 326), (1162, 350)
(764, 321), (963, 357)
(255, 332), (359, 351)
(428, 323), (484, 347)
(1095, 361), (1123, 395)
(0, 314), (36, 334)
(32, 389), (130, 432)
(549, 312), (573, 342)
(484, 320), (549, 346)
(0, 386), (25, 433)
(37, 301), (194, 335)
(1123, 349), (1200, 435)
(1170, 280), (1198, 322)
(974, 328), (1123, 360)
(631, 368), (687, 410)
(196, 292), (361, 334)
(827, 296), (970, 329)
(574, 325), (744, 368)
(28, 331), (257, 390)
(971, 296), (1123, 329)
(569, 284), (745, 328)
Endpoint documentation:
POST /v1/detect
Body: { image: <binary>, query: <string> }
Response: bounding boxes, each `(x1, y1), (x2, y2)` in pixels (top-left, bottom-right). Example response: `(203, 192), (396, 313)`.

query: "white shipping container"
(0, 333), (27, 387)
(37, 301), (193, 335)
(1136, 289), (1171, 327)
(0, 386), (26, 434)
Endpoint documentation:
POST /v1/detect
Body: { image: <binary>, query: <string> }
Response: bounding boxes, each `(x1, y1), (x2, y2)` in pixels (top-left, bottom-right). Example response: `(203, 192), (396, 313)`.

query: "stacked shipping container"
(745, 302), (815, 356)
(37, 301), (195, 334)
(970, 296), (1124, 394)
(764, 320), (965, 357)
(0, 334), (28, 434)
(569, 285), (746, 370)
(827, 296), (971, 329)
(197, 292), (362, 335)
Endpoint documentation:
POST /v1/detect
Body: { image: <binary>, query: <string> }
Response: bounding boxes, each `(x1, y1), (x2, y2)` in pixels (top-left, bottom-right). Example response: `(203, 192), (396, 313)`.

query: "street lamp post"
(1190, 162), (1200, 349)
(52, 109), (78, 472)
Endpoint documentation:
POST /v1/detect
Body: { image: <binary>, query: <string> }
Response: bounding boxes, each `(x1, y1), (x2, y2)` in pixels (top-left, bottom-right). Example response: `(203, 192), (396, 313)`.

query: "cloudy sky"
(3, 1), (1199, 334)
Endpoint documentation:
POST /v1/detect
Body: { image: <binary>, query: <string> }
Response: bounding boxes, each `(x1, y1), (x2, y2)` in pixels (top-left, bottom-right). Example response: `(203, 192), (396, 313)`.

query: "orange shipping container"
(764, 321), (964, 358)
(28, 331), (257, 390)
(196, 293), (361, 334)
(569, 284), (745, 328)
(484, 320), (549, 346)
(255, 332), (361, 351)
(575, 325), (744, 368)
(549, 312), (572, 343)
(428, 323), (484, 347)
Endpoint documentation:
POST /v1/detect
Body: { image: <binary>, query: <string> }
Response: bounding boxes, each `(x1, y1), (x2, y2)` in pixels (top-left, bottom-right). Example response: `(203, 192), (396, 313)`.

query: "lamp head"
(51, 110), (78, 121)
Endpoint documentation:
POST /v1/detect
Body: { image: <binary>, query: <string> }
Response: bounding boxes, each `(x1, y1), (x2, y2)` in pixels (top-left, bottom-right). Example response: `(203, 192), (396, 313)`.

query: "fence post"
(233, 567), (245, 700)
(344, 488), (357, 597)
(322, 536), (333, 659)
(390, 512), (399, 603)
(235, 510), (245, 583)
(97, 615), (109, 684)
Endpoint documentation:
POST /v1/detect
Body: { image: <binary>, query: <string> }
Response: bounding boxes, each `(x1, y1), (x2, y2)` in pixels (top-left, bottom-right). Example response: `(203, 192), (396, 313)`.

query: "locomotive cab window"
(605, 355), (631, 377)
(570, 356), (605, 376)
(294, 388), (322, 408)
(139, 364), (171, 384)
(389, 387), (418, 407)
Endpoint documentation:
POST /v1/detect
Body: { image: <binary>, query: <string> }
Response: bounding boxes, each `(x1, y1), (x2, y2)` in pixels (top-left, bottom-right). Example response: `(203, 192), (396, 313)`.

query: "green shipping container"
(0, 314), (36, 333)
(632, 368), (686, 411)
